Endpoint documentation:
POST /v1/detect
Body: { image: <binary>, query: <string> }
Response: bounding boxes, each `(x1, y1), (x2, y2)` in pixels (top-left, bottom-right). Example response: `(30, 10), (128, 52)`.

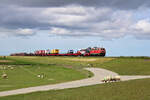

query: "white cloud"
(0, 5), (150, 39)
(0, 28), (36, 37)
(129, 19), (150, 39)
(45, 7), (133, 39)
(50, 27), (71, 35)
(40, 5), (112, 26)
(134, 19), (150, 33)
(15, 28), (36, 36)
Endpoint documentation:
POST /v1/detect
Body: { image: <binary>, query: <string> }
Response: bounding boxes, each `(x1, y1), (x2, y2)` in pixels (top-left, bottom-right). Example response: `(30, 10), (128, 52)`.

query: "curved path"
(0, 68), (150, 97)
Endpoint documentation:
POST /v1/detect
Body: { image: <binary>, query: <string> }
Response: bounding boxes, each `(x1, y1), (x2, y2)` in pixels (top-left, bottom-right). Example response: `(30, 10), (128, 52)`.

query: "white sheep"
(2, 73), (8, 79)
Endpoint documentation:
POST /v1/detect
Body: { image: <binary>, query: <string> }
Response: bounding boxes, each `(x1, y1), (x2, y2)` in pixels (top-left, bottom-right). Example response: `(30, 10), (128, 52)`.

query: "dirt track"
(0, 68), (150, 97)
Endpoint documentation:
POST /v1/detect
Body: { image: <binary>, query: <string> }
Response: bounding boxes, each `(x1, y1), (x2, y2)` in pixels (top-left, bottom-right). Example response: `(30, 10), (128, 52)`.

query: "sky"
(0, 0), (150, 56)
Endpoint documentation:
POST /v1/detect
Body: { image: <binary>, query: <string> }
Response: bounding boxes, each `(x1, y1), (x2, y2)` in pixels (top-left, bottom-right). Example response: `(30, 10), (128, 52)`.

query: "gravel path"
(0, 68), (150, 97)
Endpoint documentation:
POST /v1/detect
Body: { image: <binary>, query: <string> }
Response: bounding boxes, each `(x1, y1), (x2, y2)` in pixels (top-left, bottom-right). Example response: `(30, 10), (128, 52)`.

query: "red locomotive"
(77, 47), (106, 56)
(10, 47), (106, 57)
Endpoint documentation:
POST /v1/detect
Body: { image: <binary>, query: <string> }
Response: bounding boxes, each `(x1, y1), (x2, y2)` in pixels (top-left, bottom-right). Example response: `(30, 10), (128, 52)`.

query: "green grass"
(99, 57), (150, 75)
(0, 56), (94, 91)
(0, 56), (150, 93)
(0, 65), (89, 91)
(7, 56), (114, 67)
(1, 78), (150, 100)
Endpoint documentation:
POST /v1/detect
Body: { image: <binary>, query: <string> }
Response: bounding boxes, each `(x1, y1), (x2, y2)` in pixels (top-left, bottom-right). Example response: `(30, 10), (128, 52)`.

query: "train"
(10, 47), (106, 57)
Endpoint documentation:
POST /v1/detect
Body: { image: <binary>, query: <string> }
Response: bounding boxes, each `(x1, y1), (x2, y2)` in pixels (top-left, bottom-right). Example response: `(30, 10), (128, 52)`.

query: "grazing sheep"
(10, 67), (14, 70)
(8, 66), (11, 68)
(87, 64), (90, 67)
(87, 64), (93, 67)
(37, 74), (41, 78)
(106, 76), (111, 82)
(2, 73), (8, 79)
(37, 74), (45, 79)
(41, 75), (44, 78)
(115, 76), (121, 81)
(102, 75), (121, 83)
(7, 66), (14, 70)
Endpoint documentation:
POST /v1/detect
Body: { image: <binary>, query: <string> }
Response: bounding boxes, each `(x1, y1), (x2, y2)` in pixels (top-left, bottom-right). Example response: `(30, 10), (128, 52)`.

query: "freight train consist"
(10, 47), (106, 57)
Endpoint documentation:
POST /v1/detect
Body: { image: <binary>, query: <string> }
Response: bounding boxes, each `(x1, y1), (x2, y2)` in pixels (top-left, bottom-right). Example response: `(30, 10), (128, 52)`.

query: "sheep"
(102, 75), (121, 83)
(2, 73), (8, 79)
(37, 74), (45, 79)
(115, 76), (121, 81)
(10, 67), (14, 70)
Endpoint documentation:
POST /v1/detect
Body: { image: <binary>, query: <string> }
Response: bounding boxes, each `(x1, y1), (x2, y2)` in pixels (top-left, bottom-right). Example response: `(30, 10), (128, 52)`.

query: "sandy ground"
(0, 68), (150, 97)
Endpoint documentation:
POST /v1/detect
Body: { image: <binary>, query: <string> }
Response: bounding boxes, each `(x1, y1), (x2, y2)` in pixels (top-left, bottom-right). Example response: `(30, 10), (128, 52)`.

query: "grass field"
(0, 56), (150, 100)
(9, 56), (150, 75)
(1, 79), (150, 100)
(96, 57), (150, 75)
(0, 56), (93, 91)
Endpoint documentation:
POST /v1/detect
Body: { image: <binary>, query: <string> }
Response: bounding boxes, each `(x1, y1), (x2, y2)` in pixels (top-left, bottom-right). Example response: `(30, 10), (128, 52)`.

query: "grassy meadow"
(1, 78), (150, 100)
(0, 56), (150, 100)
(0, 56), (94, 91)
(9, 56), (150, 75)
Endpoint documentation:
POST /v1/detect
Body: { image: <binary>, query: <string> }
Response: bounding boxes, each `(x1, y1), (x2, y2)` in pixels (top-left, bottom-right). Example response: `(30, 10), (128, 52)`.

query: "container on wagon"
(51, 49), (59, 54)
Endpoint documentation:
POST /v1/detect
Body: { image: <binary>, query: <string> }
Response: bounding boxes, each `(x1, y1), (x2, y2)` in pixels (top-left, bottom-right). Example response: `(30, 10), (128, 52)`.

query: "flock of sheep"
(102, 76), (121, 83)
(0, 65), (46, 79)
(0, 65), (14, 79)
(1, 63), (121, 83)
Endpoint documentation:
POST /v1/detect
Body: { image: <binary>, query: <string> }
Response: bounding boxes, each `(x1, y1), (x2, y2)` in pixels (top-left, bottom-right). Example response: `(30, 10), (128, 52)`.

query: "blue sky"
(0, 0), (150, 56)
(1, 34), (150, 56)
